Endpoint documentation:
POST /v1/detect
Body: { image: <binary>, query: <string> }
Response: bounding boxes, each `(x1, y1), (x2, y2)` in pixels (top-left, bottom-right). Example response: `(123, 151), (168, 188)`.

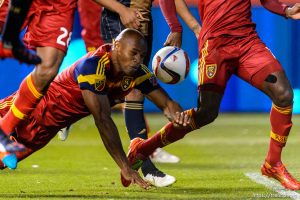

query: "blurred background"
(0, 0), (299, 113)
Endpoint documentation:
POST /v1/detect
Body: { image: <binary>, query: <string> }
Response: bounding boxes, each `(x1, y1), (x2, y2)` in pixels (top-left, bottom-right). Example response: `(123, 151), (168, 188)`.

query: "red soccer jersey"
(198, 0), (256, 43)
(27, 44), (159, 134)
(32, 0), (77, 13)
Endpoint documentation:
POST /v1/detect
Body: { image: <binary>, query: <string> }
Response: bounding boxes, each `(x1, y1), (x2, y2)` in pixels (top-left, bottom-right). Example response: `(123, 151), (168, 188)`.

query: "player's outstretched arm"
(260, 0), (300, 19)
(81, 89), (149, 189)
(174, 0), (201, 38)
(285, 3), (300, 19)
(93, 0), (142, 29)
(159, 0), (182, 47)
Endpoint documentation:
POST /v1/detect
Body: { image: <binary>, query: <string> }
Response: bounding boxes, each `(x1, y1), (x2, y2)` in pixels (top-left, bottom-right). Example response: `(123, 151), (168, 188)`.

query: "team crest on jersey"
(121, 76), (133, 91)
(95, 78), (106, 91)
(206, 64), (217, 79)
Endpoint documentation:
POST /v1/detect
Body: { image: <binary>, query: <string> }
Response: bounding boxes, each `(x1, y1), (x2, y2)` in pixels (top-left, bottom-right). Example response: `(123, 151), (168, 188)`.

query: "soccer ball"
(152, 46), (190, 84)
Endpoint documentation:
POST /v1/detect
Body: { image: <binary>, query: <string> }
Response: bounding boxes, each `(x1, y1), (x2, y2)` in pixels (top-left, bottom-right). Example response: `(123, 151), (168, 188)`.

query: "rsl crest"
(121, 76), (133, 91)
(95, 78), (106, 91)
(206, 64), (217, 79)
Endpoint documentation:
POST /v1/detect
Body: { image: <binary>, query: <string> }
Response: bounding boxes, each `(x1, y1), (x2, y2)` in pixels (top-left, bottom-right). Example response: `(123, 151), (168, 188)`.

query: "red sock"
(0, 74), (43, 134)
(266, 104), (292, 166)
(139, 108), (199, 157)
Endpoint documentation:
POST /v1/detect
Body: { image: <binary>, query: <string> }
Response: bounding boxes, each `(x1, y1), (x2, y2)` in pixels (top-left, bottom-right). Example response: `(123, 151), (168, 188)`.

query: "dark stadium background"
(0, 1), (299, 113)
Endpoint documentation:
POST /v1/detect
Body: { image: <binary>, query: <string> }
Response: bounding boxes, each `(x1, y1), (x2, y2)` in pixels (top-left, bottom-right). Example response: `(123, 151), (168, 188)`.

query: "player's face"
(117, 38), (147, 76)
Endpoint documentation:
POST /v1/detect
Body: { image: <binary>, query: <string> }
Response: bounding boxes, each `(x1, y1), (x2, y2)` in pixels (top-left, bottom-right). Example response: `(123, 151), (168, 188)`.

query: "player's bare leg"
(259, 71), (300, 190)
(0, 47), (64, 170)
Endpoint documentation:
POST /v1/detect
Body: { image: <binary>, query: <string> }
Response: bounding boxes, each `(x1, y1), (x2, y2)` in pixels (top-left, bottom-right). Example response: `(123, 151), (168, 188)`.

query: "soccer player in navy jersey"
(0, 28), (184, 189)
(124, 0), (300, 190)
(91, 0), (185, 187)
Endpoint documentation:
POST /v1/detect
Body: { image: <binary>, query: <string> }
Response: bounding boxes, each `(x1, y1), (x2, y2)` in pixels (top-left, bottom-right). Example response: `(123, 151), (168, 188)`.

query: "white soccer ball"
(152, 46), (190, 84)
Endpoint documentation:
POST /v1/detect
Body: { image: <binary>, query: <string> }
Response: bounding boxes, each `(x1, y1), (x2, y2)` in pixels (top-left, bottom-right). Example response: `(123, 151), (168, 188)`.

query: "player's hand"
(174, 111), (192, 127)
(121, 167), (151, 189)
(164, 32), (182, 47)
(286, 3), (300, 19)
(119, 7), (143, 29)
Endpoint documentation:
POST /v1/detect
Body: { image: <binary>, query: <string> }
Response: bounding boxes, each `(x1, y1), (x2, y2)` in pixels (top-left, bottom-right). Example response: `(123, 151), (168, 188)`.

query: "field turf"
(0, 113), (299, 200)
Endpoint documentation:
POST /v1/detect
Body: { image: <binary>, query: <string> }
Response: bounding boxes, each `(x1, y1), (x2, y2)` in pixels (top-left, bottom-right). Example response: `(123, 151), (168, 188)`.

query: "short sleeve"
(73, 57), (107, 95)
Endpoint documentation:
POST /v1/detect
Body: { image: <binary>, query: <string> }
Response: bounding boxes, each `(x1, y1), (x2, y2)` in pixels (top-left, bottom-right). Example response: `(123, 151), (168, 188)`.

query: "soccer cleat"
(144, 170), (176, 187)
(121, 138), (147, 187)
(58, 125), (72, 141)
(1, 153), (18, 170)
(0, 130), (25, 170)
(150, 148), (180, 164)
(261, 161), (300, 190)
(0, 40), (41, 65)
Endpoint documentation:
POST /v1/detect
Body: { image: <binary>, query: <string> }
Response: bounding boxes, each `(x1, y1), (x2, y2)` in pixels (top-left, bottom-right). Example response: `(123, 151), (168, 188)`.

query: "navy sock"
(124, 101), (147, 140)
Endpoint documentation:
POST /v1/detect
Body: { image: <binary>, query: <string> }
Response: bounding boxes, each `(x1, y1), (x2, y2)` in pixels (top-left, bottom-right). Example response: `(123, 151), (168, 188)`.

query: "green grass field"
(0, 113), (300, 200)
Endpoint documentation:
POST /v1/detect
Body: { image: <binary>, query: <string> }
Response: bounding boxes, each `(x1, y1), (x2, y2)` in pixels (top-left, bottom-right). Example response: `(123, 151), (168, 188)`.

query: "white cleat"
(150, 148), (180, 164)
(58, 126), (71, 141)
(144, 170), (176, 187)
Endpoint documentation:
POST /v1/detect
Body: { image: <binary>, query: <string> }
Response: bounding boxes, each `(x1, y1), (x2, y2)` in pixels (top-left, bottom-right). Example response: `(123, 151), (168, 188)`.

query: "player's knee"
(194, 106), (219, 127)
(205, 109), (219, 124)
(126, 89), (144, 101)
(33, 64), (59, 88)
(272, 86), (293, 107)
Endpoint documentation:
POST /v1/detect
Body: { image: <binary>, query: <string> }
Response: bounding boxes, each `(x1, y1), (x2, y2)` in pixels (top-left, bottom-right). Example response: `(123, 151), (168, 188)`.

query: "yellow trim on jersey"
(11, 104), (26, 120)
(272, 104), (292, 115)
(77, 74), (104, 85)
(134, 73), (153, 86)
(0, 96), (16, 109)
(78, 53), (109, 85)
(199, 40), (209, 85)
(27, 75), (43, 99)
(270, 131), (288, 144)
(140, 64), (151, 73)
(96, 53), (109, 76)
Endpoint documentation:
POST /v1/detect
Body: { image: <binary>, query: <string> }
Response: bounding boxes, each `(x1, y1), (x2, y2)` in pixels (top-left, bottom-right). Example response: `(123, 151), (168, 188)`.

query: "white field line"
(245, 172), (300, 200)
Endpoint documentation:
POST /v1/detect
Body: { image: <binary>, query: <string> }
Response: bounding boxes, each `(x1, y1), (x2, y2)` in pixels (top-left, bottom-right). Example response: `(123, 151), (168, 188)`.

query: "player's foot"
(0, 40), (41, 65)
(142, 159), (176, 187)
(58, 125), (71, 141)
(150, 148), (180, 164)
(121, 137), (147, 187)
(0, 130), (25, 170)
(261, 161), (300, 190)
(144, 170), (176, 187)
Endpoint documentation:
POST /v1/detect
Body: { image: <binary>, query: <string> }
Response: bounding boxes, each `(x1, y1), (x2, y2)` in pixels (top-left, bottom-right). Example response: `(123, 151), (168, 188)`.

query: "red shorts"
(78, 0), (104, 52)
(0, 0), (76, 53)
(198, 33), (283, 93)
(0, 93), (55, 168)
(23, 0), (75, 53)
(0, 93), (56, 151)
(0, 0), (9, 31)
